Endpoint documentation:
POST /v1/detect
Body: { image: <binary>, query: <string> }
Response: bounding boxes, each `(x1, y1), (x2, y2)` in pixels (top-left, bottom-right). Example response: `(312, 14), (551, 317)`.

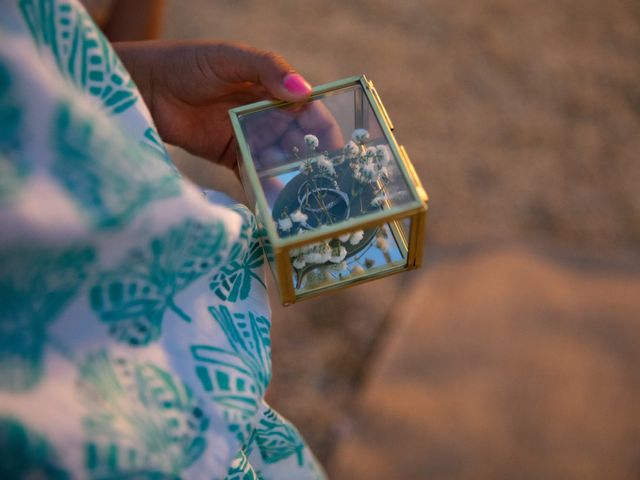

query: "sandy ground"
(162, 0), (640, 476)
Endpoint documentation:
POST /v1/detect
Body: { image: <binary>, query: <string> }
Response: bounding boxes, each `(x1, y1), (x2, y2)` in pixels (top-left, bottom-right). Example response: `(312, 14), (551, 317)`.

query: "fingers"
(210, 43), (312, 102)
(295, 102), (345, 150)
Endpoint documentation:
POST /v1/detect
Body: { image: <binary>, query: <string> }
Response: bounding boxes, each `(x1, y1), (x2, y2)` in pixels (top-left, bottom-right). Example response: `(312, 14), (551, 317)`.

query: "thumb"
(213, 44), (313, 102)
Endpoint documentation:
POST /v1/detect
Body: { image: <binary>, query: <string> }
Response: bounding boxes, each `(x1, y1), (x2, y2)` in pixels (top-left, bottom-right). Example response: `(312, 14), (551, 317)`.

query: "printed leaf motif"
(253, 408), (304, 466)
(89, 219), (227, 346)
(78, 351), (209, 478)
(19, 0), (139, 115)
(209, 239), (266, 303)
(0, 59), (27, 203)
(141, 127), (174, 167)
(210, 207), (266, 303)
(208, 305), (271, 393)
(0, 60), (22, 157)
(0, 246), (95, 391)
(191, 306), (271, 444)
(52, 101), (180, 230)
(224, 449), (262, 480)
(0, 417), (70, 479)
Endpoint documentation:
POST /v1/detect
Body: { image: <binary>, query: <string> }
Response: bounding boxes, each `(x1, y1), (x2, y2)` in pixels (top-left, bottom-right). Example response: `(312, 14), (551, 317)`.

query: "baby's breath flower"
(304, 134), (319, 150)
(316, 154), (336, 176)
(358, 160), (378, 183)
(278, 216), (293, 232)
(303, 241), (332, 264)
(304, 252), (330, 264)
(344, 140), (360, 160)
(293, 256), (306, 269)
(338, 233), (352, 243)
(376, 237), (389, 253)
(351, 264), (365, 275)
(349, 230), (364, 245)
(330, 261), (348, 272)
(352, 128), (370, 144)
(290, 209), (308, 223)
(375, 145), (391, 166)
(329, 246), (347, 263)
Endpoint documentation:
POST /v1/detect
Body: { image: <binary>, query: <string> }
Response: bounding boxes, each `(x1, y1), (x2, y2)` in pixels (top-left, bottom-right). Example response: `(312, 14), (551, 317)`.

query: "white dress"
(0, 0), (324, 478)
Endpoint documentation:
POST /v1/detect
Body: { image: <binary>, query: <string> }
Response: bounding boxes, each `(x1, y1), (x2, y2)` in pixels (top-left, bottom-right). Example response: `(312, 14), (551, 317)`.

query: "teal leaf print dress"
(0, 1), (325, 478)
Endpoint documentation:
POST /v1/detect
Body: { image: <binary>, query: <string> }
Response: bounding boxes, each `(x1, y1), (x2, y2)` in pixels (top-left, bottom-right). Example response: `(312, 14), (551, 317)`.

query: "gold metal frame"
(229, 75), (429, 305)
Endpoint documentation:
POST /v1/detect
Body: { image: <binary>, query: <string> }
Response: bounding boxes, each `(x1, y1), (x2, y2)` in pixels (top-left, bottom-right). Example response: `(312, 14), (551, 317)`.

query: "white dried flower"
(290, 209), (308, 223)
(332, 154), (345, 166)
(339, 233), (352, 243)
(329, 246), (347, 263)
(305, 252), (329, 264)
(352, 128), (370, 144)
(307, 270), (329, 286)
(292, 256), (306, 269)
(375, 145), (391, 166)
(301, 241), (322, 254)
(351, 264), (365, 275)
(376, 237), (389, 253)
(278, 217), (293, 232)
(303, 241), (332, 264)
(329, 261), (348, 273)
(344, 140), (360, 159)
(349, 230), (364, 245)
(361, 160), (378, 183)
(316, 154), (335, 176)
(304, 134), (319, 150)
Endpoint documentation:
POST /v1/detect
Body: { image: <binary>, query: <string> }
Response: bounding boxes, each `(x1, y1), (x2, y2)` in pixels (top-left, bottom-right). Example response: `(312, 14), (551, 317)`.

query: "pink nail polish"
(283, 73), (312, 96)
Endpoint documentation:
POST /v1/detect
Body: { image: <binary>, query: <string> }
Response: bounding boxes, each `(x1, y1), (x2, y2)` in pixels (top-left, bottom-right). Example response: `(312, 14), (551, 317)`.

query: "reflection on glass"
(289, 221), (408, 295)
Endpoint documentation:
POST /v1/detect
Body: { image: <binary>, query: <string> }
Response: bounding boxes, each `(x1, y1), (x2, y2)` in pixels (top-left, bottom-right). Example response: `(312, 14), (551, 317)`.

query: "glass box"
(229, 75), (428, 305)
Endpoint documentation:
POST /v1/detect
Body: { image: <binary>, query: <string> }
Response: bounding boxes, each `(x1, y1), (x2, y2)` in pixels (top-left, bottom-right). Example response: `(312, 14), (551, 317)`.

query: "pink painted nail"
(283, 73), (312, 96)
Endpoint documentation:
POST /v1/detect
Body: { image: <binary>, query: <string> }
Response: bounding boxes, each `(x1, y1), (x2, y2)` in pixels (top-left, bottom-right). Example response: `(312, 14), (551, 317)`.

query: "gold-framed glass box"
(230, 75), (428, 305)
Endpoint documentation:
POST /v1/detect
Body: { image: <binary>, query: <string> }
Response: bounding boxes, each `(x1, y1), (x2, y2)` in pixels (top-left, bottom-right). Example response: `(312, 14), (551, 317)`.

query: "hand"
(115, 40), (314, 170)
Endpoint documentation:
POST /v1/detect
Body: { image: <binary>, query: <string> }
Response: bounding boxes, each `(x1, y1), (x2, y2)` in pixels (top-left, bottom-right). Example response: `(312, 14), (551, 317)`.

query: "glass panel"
(287, 221), (408, 296)
(236, 84), (415, 240)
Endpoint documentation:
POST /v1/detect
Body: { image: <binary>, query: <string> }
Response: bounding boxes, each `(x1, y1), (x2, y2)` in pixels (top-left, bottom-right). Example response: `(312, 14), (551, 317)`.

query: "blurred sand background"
(162, 1), (640, 478)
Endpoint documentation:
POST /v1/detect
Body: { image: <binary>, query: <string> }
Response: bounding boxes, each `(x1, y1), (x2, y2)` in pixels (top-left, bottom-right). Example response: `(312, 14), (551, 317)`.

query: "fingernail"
(283, 73), (312, 96)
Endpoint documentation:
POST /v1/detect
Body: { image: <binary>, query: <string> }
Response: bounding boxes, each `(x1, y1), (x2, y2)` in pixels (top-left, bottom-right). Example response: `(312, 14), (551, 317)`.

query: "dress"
(0, 1), (324, 478)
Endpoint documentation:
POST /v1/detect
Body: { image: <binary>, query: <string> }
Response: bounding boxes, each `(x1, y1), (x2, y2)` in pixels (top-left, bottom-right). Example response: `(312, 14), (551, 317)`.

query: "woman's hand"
(115, 40), (313, 170)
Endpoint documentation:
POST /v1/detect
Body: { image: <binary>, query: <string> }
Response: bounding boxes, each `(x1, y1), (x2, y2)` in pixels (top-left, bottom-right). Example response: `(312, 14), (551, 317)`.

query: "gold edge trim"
(388, 218), (409, 258)
(367, 80), (394, 130)
(407, 212), (419, 267)
(399, 145), (429, 206)
(275, 249), (296, 305)
(229, 76), (365, 117)
(413, 210), (427, 268)
(360, 84), (424, 207)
